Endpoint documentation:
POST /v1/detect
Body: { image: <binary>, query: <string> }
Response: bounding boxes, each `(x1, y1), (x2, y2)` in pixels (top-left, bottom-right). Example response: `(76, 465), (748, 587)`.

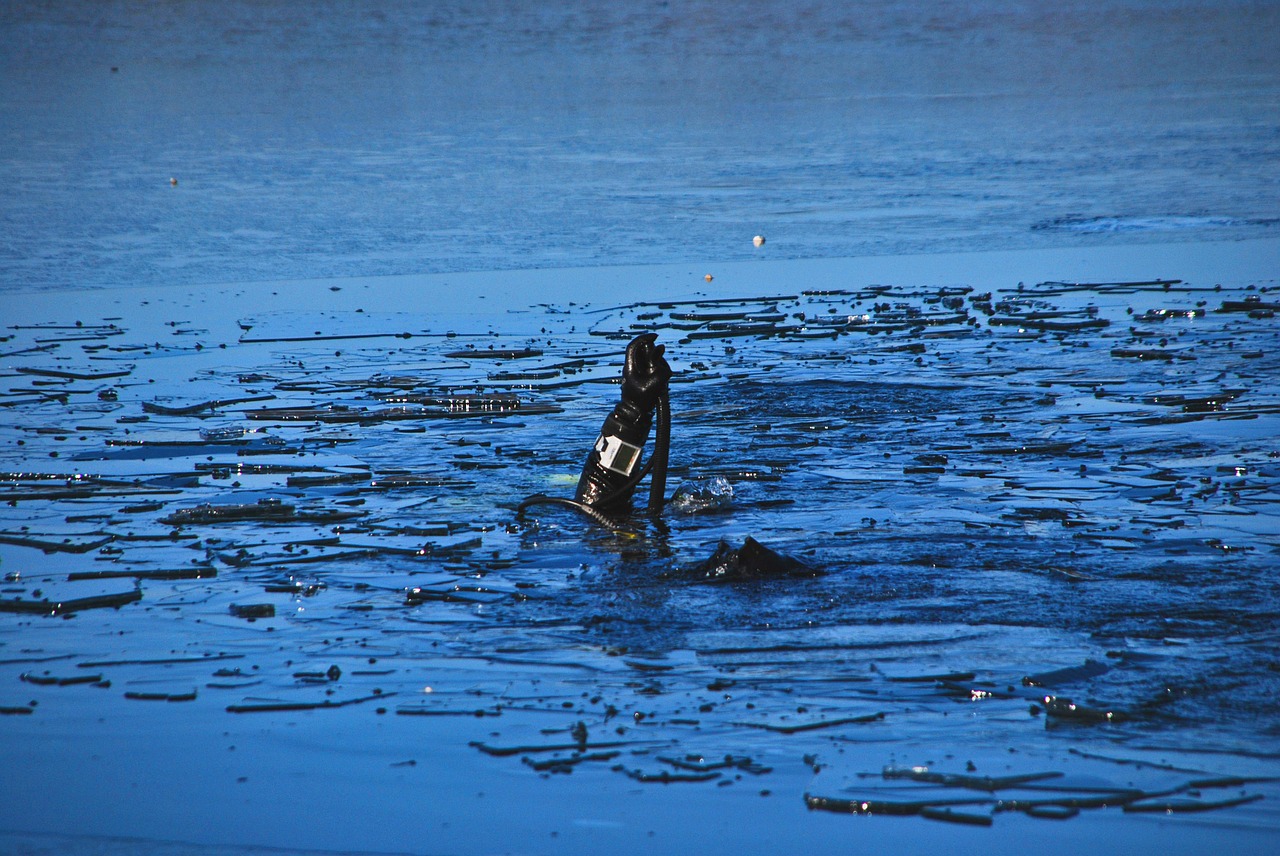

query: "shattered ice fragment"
(199, 426), (246, 441)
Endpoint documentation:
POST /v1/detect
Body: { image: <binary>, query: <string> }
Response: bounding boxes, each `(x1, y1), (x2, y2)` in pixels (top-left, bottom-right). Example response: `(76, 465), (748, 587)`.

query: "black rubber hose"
(647, 390), (670, 516)
(515, 494), (635, 533)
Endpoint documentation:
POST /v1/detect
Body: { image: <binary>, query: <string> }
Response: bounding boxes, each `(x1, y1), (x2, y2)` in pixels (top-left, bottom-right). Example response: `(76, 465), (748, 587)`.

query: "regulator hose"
(646, 388), (670, 517)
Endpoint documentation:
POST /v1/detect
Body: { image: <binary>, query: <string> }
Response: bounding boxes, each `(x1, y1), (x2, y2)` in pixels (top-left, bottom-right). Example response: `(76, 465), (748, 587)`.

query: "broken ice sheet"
(2, 273), (1279, 841)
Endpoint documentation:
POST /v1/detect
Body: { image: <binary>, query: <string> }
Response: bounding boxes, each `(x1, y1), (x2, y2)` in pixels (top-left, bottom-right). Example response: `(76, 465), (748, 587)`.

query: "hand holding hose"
(620, 332), (672, 415)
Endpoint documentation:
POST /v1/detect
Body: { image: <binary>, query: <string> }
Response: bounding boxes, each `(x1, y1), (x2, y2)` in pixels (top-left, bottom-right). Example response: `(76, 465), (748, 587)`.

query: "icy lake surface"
(2, 0), (1278, 289)
(1, 2), (1279, 854)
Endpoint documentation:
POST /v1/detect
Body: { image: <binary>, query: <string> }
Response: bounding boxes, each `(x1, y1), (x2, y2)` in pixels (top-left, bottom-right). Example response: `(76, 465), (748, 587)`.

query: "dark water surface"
(2, 0), (1279, 289)
(1, 250), (1278, 852)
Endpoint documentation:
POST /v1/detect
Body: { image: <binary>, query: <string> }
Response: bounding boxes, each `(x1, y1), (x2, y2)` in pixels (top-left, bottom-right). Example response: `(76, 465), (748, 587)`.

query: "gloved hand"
(620, 332), (672, 414)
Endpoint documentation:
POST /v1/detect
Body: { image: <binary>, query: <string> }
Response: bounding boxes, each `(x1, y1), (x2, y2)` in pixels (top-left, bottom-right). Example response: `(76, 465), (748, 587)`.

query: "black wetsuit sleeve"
(574, 399), (654, 513)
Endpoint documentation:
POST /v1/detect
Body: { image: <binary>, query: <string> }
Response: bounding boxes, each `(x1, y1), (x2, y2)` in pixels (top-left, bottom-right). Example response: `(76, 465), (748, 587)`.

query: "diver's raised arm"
(574, 332), (672, 513)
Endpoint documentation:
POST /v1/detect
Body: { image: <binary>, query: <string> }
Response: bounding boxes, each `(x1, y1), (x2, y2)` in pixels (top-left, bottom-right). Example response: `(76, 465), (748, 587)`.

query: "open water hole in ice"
(1, 266), (1278, 851)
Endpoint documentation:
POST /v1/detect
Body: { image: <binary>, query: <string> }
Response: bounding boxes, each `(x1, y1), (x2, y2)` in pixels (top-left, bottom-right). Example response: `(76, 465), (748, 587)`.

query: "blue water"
(2, 0), (1278, 290)
(2, 4), (1280, 854)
